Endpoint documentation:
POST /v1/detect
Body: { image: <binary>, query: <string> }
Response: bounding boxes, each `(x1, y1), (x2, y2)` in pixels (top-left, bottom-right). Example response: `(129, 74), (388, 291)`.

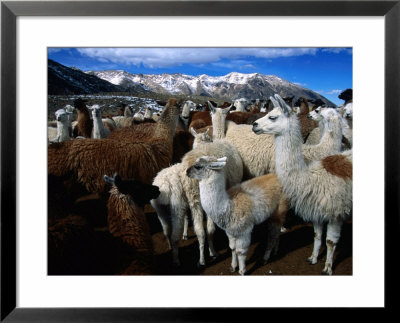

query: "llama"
(88, 105), (115, 139)
(233, 98), (250, 112)
(252, 94), (352, 275)
(301, 107), (344, 163)
(104, 173), (160, 274)
(48, 108), (73, 143)
(341, 102), (353, 147)
(150, 129), (243, 267)
(294, 97), (319, 142)
(186, 156), (289, 275)
(339, 89), (353, 105)
(180, 100), (197, 130)
(48, 98), (180, 195)
(73, 98), (92, 138)
(307, 106), (352, 149)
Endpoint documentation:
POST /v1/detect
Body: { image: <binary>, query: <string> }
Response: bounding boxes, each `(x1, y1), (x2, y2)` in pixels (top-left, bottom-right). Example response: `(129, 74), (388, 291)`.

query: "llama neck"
(78, 111), (92, 137)
(92, 114), (108, 138)
(211, 113), (226, 139)
(319, 118), (342, 151)
(154, 107), (178, 139)
(274, 115), (308, 186)
(299, 102), (309, 115)
(56, 121), (70, 141)
(198, 171), (233, 230)
(318, 120), (326, 140)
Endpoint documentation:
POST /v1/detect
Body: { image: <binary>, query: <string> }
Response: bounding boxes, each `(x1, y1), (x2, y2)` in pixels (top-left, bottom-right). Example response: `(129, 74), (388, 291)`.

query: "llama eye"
(194, 165), (202, 170)
(269, 116), (278, 121)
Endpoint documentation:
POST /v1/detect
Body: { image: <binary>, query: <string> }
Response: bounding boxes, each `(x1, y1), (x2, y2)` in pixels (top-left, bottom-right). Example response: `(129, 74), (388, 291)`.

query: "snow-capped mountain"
(86, 70), (335, 106)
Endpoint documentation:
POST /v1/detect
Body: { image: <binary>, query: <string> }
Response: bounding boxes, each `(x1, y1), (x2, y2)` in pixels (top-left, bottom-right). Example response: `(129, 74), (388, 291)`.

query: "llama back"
(107, 188), (153, 253)
(48, 138), (171, 194)
(284, 155), (352, 223)
(225, 121), (275, 178)
(228, 174), (283, 226)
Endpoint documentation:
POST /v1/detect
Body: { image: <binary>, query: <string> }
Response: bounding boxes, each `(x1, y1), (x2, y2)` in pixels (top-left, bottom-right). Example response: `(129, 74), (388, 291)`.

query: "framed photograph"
(1, 0), (398, 321)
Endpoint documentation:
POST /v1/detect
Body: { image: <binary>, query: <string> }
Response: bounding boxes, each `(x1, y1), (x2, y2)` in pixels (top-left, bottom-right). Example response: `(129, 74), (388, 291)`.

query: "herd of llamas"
(48, 89), (353, 276)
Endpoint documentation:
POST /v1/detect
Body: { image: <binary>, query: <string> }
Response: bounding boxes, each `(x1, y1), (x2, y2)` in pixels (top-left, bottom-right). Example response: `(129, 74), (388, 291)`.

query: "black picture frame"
(1, 0), (398, 321)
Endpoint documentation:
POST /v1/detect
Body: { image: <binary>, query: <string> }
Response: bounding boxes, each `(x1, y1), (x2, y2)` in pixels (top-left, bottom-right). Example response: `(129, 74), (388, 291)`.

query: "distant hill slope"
(48, 59), (135, 95)
(87, 70), (336, 106)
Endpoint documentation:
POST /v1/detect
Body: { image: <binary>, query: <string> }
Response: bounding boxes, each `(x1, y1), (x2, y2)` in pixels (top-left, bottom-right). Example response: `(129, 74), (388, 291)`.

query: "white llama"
(187, 156), (289, 275)
(89, 105), (111, 139)
(252, 94), (352, 275)
(49, 108), (73, 143)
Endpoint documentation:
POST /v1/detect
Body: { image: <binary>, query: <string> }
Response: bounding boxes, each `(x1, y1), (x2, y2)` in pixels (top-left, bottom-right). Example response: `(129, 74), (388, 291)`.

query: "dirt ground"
(48, 192), (352, 276)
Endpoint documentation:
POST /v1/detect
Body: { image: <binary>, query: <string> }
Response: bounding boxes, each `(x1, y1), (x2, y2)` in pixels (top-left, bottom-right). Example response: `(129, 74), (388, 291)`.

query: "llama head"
(73, 98), (88, 111)
(321, 108), (341, 133)
(343, 102), (353, 120)
(233, 98), (250, 112)
(190, 127), (212, 148)
(339, 89), (352, 103)
(307, 106), (324, 122)
(55, 109), (72, 122)
(252, 94), (293, 135)
(104, 173), (160, 206)
(210, 104), (231, 121)
(182, 100), (196, 117)
(180, 101), (194, 129)
(88, 104), (102, 118)
(186, 156), (227, 180)
(64, 105), (75, 113)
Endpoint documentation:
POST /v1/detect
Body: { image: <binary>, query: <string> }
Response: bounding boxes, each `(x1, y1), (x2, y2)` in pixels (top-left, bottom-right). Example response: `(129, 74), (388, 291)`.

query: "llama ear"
(274, 94), (292, 116)
(190, 127), (198, 137)
(103, 175), (115, 185)
(206, 156), (227, 170)
(204, 127), (210, 136)
(269, 96), (280, 109)
(208, 102), (216, 114)
(224, 104), (233, 113)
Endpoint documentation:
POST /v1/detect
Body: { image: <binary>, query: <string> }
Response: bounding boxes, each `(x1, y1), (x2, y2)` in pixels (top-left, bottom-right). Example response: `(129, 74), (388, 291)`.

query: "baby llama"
(151, 127), (242, 267)
(104, 173), (160, 274)
(187, 156), (289, 275)
(252, 94), (352, 275)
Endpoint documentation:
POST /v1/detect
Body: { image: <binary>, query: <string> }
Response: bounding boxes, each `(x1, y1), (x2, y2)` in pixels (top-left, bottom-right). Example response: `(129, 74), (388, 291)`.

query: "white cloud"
(321, 48), (352, 54)
(76, 47), (320, 69)
(327, 89), (343, 95)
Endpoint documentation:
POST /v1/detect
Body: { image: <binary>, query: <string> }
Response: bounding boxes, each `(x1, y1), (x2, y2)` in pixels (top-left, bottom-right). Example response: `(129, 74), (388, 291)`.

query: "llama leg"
(322, 219), (342, 275)
(264, 221), (281, 264)
(265, 198), (288, 263)
(206, 216), (219, 259)
(235, 233), (251, 275)
(170, 206), (185, 266)
(151, 201), (172, 249)
(182, 215), (189, 240)
(307, 221), (323, 265)
(191, 204), (207, 267)
(226, 233), (237, 272)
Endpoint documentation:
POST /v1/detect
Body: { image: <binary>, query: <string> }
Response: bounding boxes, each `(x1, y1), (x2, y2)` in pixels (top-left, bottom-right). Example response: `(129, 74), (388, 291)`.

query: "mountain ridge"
(86, 69), (336, 106)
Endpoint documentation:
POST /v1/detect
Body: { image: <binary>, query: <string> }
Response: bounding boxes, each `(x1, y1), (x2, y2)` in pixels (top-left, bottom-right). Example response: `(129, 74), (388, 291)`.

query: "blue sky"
(48, 47), (352, 105)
